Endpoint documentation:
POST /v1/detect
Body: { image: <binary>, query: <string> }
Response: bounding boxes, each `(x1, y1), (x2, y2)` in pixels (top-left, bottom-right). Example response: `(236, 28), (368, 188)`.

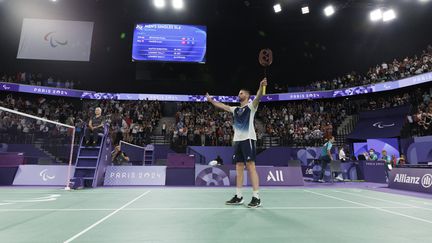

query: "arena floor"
(1, 185), (432, 243)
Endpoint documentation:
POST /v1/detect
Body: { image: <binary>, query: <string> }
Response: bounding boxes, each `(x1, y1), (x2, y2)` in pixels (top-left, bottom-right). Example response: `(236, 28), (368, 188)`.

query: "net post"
(64, 127), (76, 191)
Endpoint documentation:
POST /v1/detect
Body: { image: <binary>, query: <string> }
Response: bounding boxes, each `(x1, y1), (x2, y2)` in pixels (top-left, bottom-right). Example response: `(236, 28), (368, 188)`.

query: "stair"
(34, 138), (63, 164)
(72, 129), (111, 188)
(143, 144), (155, 165)
(262, 136), (281, 148)
(336, 115), (359, 147)
(151, 135), (170, 145)
(153, 117), (175, 135)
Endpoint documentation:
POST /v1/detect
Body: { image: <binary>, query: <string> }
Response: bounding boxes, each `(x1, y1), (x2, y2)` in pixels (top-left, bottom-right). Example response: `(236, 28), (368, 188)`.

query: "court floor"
(0, 186), (432, 243)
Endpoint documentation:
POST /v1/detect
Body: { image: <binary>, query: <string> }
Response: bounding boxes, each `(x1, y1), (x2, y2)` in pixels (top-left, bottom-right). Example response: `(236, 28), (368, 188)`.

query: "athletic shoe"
(318, 179), (325, 183)
(247, 197), (262, 208)
(335, 175), (344, 182)
(225, 195), (244, 205)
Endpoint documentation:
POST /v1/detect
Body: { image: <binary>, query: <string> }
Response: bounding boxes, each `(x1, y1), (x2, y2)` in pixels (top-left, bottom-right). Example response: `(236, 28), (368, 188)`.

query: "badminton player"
(206, 78), (267, 208)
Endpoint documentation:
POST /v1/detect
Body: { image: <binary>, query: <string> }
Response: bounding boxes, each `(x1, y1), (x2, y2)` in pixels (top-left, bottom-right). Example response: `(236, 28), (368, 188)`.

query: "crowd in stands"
(273, 45), (432, 93)
(83, 100), (161, 146)
(259, 101), (343, 147)
(1, 85), (431, 152)
(3, 46), (432, 95)
(1, 47), (432, 151)
(0, 94), (161, 148)
(407, 89), (432, 137)
(170, 102), (235, 147)
(168, 86), (430, 148)
(0, 94), (80, 144)
(1, 72), (79, 89)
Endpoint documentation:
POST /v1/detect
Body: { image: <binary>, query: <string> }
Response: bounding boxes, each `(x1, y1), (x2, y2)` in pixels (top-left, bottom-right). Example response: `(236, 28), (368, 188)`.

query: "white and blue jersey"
(229, 103), (257, 142)
(229, 102), (258, 163)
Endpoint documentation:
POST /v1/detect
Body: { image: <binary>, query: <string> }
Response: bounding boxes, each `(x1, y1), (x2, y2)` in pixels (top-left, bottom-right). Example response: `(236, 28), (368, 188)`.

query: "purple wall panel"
(188, 146), (234, 165)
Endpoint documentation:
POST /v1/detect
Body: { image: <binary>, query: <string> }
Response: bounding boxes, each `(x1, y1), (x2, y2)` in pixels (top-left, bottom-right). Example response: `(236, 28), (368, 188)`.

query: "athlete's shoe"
(247, 197), (262, 208)
(225, 195), (244, 205)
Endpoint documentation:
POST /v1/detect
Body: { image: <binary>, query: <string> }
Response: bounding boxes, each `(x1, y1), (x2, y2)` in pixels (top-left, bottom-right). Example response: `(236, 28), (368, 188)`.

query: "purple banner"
(195, 165), (303, 186)
(0, 83), (19, 92)
(389, 168), (432, 193)
(257, 166), (304, 186)
(278, 91), (333, 101)
(0, 153), (24, 167)
(19, 85), (83, 97)
(1, 72), (432, 102)
(103, 166), (166, 186)
(302, 162), (358, 181)
(358, 161), (386, 183)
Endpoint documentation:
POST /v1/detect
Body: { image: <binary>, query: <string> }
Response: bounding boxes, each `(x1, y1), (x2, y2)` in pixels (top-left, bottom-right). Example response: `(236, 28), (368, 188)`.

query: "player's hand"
(206, 93), (213, 102)
(260, 78), (267, 87)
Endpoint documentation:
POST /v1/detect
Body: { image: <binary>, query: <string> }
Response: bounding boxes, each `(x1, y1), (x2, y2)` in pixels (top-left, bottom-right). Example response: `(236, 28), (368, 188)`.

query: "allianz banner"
(104, 166), (166, 186)
(13, 165), (75, 186)
(389, 168), (432, 193)
(17, 18), (94, 62)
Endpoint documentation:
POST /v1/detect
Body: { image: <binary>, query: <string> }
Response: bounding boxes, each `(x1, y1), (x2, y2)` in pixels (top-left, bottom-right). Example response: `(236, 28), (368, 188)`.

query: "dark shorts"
(233, 139), (256, 163)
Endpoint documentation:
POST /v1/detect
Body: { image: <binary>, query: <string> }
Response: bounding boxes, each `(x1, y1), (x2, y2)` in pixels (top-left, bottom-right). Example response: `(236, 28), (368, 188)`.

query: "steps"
(153, 117), (175, 135)
(336, 115), (359, 147)
(72, 129), (111, 188)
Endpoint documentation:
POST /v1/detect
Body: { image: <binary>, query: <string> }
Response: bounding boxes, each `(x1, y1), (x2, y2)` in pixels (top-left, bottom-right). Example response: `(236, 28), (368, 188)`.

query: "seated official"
(367, 149), (378, 161)
(84, 107), (105, 146)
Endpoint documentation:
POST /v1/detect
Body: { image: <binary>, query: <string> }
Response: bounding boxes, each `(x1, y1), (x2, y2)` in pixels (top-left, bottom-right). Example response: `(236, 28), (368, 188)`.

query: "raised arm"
(252, 78), (267, 109)
(206, 93), (232, 113)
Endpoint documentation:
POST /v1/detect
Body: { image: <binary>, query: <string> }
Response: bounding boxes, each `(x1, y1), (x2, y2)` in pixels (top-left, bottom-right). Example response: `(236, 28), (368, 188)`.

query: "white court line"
(0, 206), (416, 212)
(63, 190), (151, 243)
(305, 190), (432, 224)
(333, 190), (432, 212)
(410, 200), (432, 206)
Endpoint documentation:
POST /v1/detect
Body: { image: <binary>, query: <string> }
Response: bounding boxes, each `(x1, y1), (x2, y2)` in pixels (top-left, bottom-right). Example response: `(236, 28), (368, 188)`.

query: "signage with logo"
(104, 166), (166, 186)
(195, 165), (231, 186)
(257, 167), (304, 186)
(301, 166), (314, 178)
(13, 165), (75, 186)
(195, 165), (303, 186)
(389, 168), (432, 193)
(17, 18), (94, 62)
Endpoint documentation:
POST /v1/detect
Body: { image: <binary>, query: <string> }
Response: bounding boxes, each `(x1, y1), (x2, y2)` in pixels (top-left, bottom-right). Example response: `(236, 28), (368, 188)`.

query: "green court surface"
(0, 187), (432, 243)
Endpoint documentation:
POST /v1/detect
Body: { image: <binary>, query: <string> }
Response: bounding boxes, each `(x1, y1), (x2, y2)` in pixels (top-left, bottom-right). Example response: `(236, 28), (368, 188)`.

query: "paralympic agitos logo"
(44, 31), (68, 48)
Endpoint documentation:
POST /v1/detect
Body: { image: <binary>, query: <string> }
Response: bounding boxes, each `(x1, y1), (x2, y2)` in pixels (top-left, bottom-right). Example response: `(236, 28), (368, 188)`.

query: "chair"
(330, 160), (343, 183)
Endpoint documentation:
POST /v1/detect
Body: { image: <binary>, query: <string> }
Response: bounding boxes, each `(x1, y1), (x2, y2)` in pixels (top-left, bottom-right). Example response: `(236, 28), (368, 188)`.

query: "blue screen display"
(132, 23), (207, 63)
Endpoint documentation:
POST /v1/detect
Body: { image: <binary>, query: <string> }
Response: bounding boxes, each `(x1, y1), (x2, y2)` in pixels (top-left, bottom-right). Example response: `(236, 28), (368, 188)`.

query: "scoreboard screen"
(132, 23), (207, 63)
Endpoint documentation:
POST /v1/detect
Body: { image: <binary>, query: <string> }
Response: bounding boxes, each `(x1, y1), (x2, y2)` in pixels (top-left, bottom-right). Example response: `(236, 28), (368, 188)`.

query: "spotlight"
(273, 3), (282, 13)
(370, 9), (382, 22)
(172, 0), (184, 10)
(324, 5), (335, 17)
(153, 0), (165, 9)
(301, 6), (310, 15)
(383, 9), (396, 22)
